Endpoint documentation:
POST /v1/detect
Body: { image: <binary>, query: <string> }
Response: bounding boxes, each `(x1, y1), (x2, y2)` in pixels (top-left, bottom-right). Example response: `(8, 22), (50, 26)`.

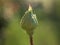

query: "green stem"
(0, 29), (5, 45)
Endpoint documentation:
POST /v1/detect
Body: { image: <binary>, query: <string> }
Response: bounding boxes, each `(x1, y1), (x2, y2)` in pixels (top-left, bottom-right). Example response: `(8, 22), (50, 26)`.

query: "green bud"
(20, 5), (38, 35)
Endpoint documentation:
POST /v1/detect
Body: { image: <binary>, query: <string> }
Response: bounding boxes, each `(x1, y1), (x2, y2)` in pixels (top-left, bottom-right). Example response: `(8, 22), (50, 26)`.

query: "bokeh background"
(0, 0), (60, 45)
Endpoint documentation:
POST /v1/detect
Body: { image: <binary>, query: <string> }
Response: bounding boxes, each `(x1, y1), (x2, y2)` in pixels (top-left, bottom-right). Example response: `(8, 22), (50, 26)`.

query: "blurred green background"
(0, 0), (60, 45)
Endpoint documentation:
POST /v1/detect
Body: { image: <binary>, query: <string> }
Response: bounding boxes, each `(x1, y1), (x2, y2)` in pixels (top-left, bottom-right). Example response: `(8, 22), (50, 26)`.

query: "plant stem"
(30, 35), (33, 45)
(0, 29), (5, 45)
